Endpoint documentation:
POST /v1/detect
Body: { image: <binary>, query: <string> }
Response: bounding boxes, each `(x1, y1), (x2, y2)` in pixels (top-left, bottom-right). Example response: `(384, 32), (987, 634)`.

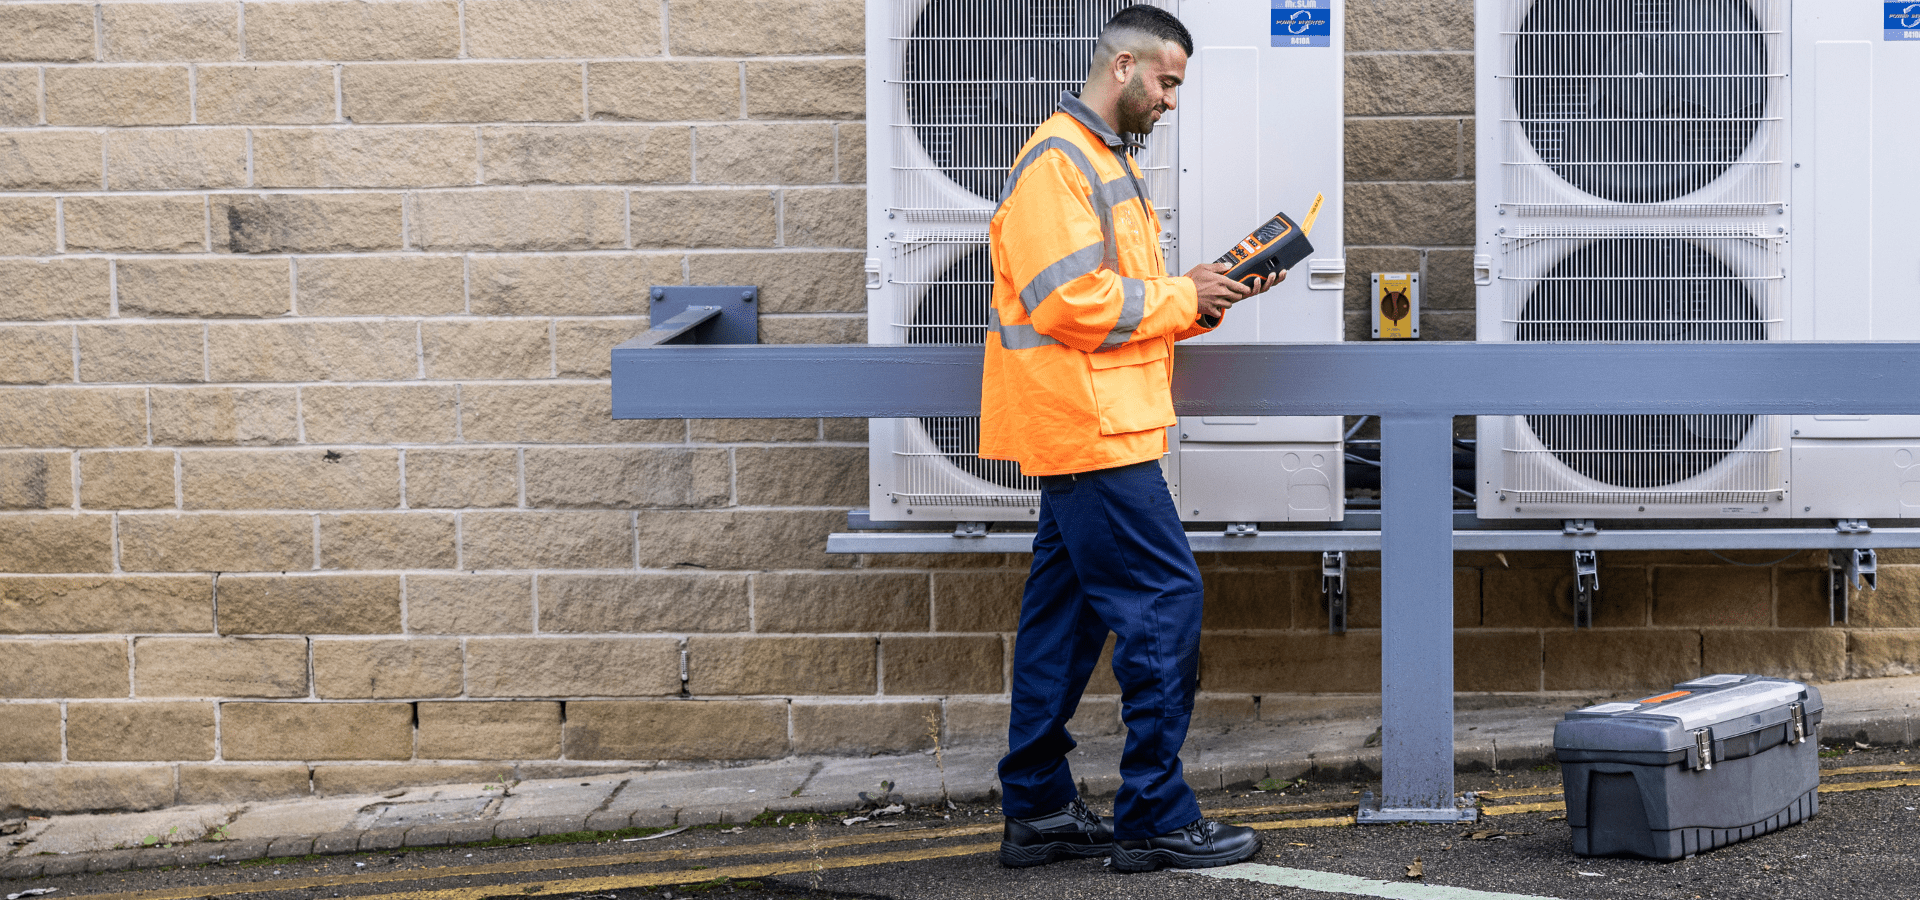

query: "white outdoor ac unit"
(865, 0), (1346, 523)
(1475, 0), (1920, 520)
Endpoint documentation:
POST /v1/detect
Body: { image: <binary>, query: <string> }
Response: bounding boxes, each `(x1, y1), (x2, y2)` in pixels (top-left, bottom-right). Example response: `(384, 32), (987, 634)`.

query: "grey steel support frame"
(611, 340), (1920, 824)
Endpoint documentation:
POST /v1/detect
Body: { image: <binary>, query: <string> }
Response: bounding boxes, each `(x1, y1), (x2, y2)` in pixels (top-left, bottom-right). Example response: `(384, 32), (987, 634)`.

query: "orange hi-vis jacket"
(979, 92), (1213, 477)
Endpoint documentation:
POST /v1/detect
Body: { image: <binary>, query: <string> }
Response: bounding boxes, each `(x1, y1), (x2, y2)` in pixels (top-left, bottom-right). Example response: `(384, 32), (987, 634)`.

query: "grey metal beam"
(825, 526), (1920, 554)
(613, 342), (1920, 420)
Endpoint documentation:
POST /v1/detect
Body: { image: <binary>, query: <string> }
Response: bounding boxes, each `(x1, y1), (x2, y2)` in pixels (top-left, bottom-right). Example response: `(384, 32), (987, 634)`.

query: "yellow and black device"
(1215, 192), (1324, 287)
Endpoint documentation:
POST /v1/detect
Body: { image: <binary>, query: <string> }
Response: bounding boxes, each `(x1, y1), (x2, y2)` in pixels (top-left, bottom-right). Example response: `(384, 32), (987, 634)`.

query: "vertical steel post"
(1360, 413), (1477, 823)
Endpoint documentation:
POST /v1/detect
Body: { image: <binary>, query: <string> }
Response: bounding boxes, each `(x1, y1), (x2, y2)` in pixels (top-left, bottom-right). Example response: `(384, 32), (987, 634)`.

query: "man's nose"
(1162, 88), (1177, 110)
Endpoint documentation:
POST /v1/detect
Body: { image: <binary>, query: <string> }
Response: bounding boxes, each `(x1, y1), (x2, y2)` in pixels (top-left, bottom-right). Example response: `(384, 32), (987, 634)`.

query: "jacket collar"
(1058, 91), (1141, 152)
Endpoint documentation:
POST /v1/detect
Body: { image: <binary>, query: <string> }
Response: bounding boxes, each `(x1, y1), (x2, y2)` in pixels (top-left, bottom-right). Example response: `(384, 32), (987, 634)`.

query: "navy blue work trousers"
(997, 459), (1204, 841)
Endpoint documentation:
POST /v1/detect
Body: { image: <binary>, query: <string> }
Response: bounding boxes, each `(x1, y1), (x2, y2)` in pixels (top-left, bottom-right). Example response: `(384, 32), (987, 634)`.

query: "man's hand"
(1187, 264), (1285, 321)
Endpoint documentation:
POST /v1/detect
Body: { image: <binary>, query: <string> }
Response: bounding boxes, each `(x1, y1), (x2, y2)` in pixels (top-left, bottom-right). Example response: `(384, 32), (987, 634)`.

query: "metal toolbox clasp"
(1693, 728), (1714, 771)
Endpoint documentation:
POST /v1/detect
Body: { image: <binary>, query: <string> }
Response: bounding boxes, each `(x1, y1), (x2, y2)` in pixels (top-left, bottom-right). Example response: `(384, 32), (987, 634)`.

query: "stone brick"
(0, 67), (36, 126)
(1543, 630), (1701, 691)
(407, 574), (532, 634)
(1481, 565), (1648, 629)
(565, 699), (788, 759)
(1845, 565), (1920, 628)
(555, 319), (649, 378)
(343, 62), (583, 124)
(63, 196), (205, 253)
(222, 702), (414, 761)
(0, 132), (103, 191)
(76, 322), (203, 384)
(255, 127), (476, 188)
(635, 510), (848, 570)
(1346, 117), (1462, 182)
(118, 258), (292, 318)
(931, 571), (1022, 632)
(314, 639), (463, 698)
(539, 573), (749, 633)
(942, 697), (1008, 747)
(0, 575), (211, 633)
(754, 573), (927, 634)
(1850, 632), (1920, 678)
(1455, 631), (1541, 692)
(523, 447), (729, 510)
(836, 122), (864, 183)
(782, 188), (862, 249)
(668, 0), (862, 55)
(245, 1), (460, 61)
(1200, 570), (1301, 631)
(882, 635), (1001, 695)
(0, 515), (114, 574)
(1423, 248), (1476, 311)
(0, 259), (111, 319)
(689, 635), (875, 695)
(302, 385), (458, 445)
(0, 704), (61, 762)
(824, 418), (866, 441)
(483, 124), (691, 185)
(206, 321), (417, 381)
(102, 3), (240, 61)
(0, 640), (128, 698)
(149, 386), (299, 446)
(466, 0), (661, 58)
(0, 198), (58, 255)
(418, 701), (561, 759)
(193, 63), (338, 124)
(461, 511), (634, 569)
(688, 419), (820, 442)
(134, 636), (307, 697)
(213, 193), (404, 253)
(412, 188), (625, 251)
(117, 513), (313, 573)
(1201, 633), (1382, 693)
(1349, 52), (1474, 117)
(1703, 629), (1846, 682)
(1345, 182), (1473, 247)
(588, 60), (740, 121)
(176, 764), (311, 804)
(103, 129), (246, 190)
(78, 450), (175, 510)
(404, 449), (519, 509)
(691, 249), (864, 312)
(792, 700), (938, 755)
(695, 123), (835, 184)
(298, 256), (466, 316)
(68, 701), (216, 761)
(420, 319), (552, 379)
(1348, 0), (1473, 52)
(218, 575), (403, 635)
(0, 389), (145, 450)
(0, 452), (70, 510)
(467, 637), (678, 697)
(0, 767), (174, 819)
(627, 189), (775, 248)
(733, 446), (865, 506)
(460, 383), (683, 443)
(0, 4), (96, 61)
(319, 513), (457, 570)
(182, 449), (399, 510)
(760, 314), (864, 345)
(1650, 567), (1771, 627)
(745, 60), (862, 119)
(46, 66), (190, 125)
(471, 253), (679, 316)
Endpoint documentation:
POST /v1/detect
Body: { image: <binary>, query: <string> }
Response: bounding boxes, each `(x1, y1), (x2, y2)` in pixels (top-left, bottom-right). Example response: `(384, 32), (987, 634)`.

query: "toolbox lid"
(1555, 674), (1822, 755)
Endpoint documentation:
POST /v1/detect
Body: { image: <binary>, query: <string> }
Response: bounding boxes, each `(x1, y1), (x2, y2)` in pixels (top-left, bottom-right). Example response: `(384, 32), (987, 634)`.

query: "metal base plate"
(1356, 795), (1480, 825)
(649, 286), (759, 344)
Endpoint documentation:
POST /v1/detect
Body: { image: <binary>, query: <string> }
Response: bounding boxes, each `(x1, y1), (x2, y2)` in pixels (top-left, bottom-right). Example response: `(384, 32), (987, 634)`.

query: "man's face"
(1115, 42), (1187, 135)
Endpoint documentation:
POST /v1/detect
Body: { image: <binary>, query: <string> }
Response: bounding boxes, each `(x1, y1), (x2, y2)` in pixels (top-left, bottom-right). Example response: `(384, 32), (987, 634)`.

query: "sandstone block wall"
(0, 0), (1914, 815)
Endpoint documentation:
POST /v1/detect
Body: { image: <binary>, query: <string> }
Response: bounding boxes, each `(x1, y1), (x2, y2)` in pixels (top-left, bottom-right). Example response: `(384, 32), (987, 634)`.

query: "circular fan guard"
(906, 247), (1027, 488)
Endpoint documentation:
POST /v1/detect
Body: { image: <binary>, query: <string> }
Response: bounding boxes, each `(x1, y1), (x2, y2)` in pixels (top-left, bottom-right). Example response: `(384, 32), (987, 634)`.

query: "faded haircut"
(1091, 4), (1193, 72)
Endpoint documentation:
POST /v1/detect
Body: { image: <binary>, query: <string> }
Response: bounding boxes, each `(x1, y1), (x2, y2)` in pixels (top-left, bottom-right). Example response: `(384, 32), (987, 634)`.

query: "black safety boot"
(1109, 818), (1261, 872)
(998, 797), (1114, 867)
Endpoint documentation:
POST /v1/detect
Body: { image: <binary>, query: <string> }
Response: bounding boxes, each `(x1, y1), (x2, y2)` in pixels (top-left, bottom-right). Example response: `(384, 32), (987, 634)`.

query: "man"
(980, 4), (1280, 874)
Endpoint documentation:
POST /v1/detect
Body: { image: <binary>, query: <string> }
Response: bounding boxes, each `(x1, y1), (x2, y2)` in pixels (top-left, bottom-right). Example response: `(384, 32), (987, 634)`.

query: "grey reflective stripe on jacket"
(987, 306), (1061, 349)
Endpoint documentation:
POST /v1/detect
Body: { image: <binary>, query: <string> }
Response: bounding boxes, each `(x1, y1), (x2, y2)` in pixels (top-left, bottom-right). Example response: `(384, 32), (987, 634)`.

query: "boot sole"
(1109, 839), (1261, 873)
(998, 840), (1115, 868)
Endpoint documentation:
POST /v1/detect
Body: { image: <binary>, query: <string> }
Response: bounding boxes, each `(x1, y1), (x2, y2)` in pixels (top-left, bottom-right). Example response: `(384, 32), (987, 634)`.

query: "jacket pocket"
(1086, 338), (1175, 436)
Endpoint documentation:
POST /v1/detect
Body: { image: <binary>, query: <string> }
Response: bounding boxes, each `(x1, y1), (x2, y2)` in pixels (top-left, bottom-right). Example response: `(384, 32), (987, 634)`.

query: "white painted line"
(1195, 863), (1572, 900)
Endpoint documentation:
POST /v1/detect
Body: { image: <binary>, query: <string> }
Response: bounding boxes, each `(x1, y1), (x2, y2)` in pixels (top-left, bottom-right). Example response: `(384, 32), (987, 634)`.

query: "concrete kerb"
(1, 678), (1913, 880)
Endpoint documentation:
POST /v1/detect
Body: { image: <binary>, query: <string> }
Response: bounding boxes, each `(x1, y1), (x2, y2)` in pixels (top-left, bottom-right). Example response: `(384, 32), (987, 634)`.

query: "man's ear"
(1111, 50), (1135, 84)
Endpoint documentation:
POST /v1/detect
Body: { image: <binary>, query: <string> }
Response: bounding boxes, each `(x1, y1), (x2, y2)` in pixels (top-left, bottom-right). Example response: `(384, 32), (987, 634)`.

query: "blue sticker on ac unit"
(1272, 0), (1330, 47)
(1889, 2), (1920, 40)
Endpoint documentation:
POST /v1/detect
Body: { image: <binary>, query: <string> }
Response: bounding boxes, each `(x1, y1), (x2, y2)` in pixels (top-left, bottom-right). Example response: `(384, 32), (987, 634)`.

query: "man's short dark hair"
(1106, 5), (1193, 57)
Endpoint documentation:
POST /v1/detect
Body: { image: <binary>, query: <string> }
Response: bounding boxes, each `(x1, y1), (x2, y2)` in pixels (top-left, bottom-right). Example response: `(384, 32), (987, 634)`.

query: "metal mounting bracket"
(1829, 547), (1877, 625)
(1572, 549), (1599, 628)
(1836, 519), (1872, 535)
(1321, 551), (1348, 634)
(638, 286), (759, 346)
(1563, 519), (1598, 536)
(1225, 522), (1260, 537)
(1356, 790), (1480, 825)
(953, 522), (988, 538)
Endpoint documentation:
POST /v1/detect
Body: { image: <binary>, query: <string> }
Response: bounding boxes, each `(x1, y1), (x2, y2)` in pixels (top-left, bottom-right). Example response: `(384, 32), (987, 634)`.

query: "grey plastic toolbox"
(1554, 674), (1822, 860)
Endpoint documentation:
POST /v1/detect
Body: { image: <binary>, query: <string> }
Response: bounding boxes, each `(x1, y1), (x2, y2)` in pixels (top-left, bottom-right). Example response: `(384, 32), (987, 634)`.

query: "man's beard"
(1116, 72), (1160, 136)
